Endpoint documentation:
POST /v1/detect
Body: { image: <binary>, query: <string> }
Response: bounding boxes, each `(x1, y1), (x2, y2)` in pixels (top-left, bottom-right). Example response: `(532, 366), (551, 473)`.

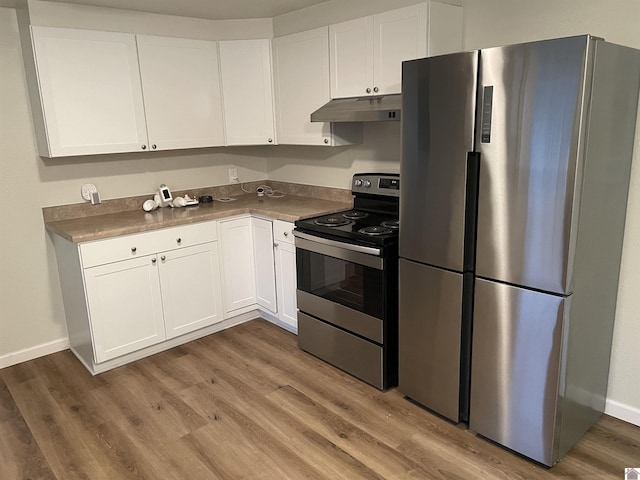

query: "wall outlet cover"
(81, 183), (97, 201)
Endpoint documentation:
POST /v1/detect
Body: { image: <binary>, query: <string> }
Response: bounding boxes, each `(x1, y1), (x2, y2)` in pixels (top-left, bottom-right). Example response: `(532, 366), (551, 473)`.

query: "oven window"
(297, 249), (385, 319)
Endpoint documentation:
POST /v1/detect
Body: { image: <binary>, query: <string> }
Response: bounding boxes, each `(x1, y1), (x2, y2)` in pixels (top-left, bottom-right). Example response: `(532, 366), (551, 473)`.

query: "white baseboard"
(0, 337), (70, 370)
(605, 398), (640, 427)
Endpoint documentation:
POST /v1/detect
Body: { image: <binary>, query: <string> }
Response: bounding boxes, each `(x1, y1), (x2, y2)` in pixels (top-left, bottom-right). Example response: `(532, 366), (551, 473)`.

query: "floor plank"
(0, 377), (58, 480)
(1, 318), (638, 480)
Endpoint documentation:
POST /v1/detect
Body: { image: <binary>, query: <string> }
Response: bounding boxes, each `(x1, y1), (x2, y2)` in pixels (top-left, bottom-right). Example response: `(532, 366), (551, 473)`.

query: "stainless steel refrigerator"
(398, 35), (640, 466)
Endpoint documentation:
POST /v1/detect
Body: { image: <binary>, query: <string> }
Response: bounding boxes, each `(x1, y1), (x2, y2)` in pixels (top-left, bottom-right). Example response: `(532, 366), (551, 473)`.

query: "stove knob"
(363, 180), (372, 188)
(354, 179), (363, 187)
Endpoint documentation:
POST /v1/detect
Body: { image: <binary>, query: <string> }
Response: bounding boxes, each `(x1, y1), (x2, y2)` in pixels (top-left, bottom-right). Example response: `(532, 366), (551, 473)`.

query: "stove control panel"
(352, 174), (400, 197)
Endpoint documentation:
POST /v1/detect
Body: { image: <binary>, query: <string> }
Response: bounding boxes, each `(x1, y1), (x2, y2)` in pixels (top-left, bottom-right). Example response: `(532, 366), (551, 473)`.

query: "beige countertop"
(45, 193), (352, 243)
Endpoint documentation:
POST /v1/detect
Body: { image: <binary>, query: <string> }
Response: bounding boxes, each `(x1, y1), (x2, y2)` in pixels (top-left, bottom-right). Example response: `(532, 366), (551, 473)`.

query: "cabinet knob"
(152, 144), (157, 150)
(373, 86), (379, 93)
(268, 138), (273, 143)
(151, 257), (157, 264)
(274, 243), (279, 248)
(161, 255), (166, 261)
(176, 238), (182, 244)
(323, 138), (329, 144)
(141, 145), (147, 150)
(366, 87), (371, 94)
(131, 247), (137, 254)
(283, 231), (289, 237)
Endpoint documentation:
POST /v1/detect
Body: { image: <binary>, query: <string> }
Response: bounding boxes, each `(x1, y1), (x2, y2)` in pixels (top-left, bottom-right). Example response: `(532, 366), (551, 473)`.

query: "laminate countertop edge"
(44, 194), (353, 243)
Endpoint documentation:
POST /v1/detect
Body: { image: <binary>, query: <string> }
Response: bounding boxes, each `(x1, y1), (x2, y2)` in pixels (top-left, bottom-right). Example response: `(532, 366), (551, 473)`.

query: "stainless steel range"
(294, 173), (399, 390)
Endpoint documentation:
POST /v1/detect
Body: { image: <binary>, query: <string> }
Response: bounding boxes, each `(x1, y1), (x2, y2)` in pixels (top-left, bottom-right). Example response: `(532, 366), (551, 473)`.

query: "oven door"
(294, 231), (385, 343)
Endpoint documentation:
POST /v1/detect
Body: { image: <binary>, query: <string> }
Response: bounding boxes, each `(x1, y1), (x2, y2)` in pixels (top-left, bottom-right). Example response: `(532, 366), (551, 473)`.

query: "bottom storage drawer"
(297, 312), (383, 389)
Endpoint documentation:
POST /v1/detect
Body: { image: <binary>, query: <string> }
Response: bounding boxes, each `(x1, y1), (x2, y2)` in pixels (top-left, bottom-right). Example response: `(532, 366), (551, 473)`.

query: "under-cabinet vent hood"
(310, 94), (401, 122)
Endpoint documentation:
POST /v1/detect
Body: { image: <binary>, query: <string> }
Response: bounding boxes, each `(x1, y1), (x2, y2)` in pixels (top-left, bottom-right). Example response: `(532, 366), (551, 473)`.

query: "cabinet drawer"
(273, 220), (295, 244)
(80, 221), (217, 268)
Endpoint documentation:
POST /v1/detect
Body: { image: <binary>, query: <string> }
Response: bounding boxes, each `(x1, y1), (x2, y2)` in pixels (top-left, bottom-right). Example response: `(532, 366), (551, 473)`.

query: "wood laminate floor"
(1, 319), (638, 479)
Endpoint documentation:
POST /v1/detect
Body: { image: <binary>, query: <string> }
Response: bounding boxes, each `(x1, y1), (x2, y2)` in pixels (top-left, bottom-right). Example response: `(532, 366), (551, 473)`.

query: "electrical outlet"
(228, 168), (238, 183)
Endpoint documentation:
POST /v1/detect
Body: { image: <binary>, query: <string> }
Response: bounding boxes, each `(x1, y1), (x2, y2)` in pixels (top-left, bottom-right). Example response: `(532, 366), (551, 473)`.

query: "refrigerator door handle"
(463, 152), (481, 272)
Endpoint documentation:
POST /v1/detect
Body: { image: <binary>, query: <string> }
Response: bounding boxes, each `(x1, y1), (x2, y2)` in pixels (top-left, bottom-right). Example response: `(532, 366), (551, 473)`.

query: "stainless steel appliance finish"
(295, 173), (400, 390)
(310, 94), (401, 122)
(297, 312), (384, 388)
(470, 279), (568, 466)
(399, 35), (640, 465)
(475, 38), (590, 295)
(293, 231), (383, 267)
(400, 51), (477, 272)
(399, 259), (463, 422)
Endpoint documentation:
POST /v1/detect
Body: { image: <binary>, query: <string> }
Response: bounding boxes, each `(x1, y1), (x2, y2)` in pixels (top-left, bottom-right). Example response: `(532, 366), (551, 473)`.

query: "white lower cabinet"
(252, 217), (277, 313)
(85, 241), (222, 363)
(218, 216), (258, 314)
(84, 254), (165, 363)
(218, 216), (298, 332)
(274, 220), (298, 332)
(53, 215), (299, 374)
(158, 242), (223, 339)
(53, 221), (226, 373)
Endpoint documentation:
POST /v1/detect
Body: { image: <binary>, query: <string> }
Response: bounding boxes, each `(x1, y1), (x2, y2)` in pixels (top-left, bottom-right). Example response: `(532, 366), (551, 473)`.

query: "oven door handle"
(293, 231), (384, 270)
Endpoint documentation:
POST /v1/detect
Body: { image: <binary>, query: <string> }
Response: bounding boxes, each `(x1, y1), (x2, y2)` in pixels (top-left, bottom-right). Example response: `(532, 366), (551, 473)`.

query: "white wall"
(0, 5), (270, 365)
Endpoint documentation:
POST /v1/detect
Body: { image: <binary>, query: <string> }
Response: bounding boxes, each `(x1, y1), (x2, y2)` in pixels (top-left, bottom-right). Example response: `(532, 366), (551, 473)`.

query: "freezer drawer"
(398, 259), (464, 422)
(470, 278), (568, 466)
(298, 312), (384, 389)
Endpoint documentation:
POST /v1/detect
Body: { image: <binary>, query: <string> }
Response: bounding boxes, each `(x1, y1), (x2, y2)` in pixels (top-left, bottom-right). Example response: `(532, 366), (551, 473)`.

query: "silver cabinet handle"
(283, 231), (289, 237)
(141, 145), (147, 150)
(176, 238), (182, 244)
(131, 247), (137, 253)
(373, 86), (379, 93)
(152, 144), (157, 150)
(274, 243), (279, 248)
(161, 255), (166, 261)
(366, 87), (371, 94)
(323, 138), (329, 144)
(268, 138), (273, 143)
(151, 257), (157, 264)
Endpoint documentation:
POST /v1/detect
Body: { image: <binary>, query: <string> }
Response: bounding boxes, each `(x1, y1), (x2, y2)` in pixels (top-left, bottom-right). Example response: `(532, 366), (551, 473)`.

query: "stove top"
(296, 211), (399, 246)
(295, 173), (400, 247)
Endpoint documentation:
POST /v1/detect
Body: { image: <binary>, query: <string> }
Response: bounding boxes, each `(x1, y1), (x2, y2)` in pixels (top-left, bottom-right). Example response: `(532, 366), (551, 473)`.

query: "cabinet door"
(329, 16), (374, 98)
(31, 26), (149, 157)
(136, 35), (225, 150)
(219, 40), (276, 145)
(373, 3), (428, 95)
(275, 240), (298, 332)
(273, 27), (332, 145)
(159, 242), (223, 339)
(84, 256), (165, 363)
(218, 218), (257, 313)
(252, 218), (277, 313)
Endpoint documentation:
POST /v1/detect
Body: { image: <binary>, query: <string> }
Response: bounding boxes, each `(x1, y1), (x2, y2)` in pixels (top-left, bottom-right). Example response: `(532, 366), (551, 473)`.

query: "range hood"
(310, 94), (401, 122)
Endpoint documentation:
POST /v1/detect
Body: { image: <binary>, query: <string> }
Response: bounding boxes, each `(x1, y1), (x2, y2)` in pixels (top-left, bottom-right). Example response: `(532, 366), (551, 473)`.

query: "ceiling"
(0, 0), (336, 20)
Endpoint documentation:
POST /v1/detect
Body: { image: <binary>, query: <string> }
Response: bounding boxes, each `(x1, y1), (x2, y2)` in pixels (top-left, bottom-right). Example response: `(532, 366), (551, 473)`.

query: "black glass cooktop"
(295, 210), (399, 247)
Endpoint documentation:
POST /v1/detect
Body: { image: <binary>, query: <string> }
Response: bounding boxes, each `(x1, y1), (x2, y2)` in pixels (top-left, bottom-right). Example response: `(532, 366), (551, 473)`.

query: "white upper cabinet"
(218, 39), (276, 146)
(330, 16), (374, 99)
(273, 27), (362, 146)
(372, 4), (428, 95)
(31, 26), (149, 157)
(330, 2), (462, 98)
(136, 35), (225, 150)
